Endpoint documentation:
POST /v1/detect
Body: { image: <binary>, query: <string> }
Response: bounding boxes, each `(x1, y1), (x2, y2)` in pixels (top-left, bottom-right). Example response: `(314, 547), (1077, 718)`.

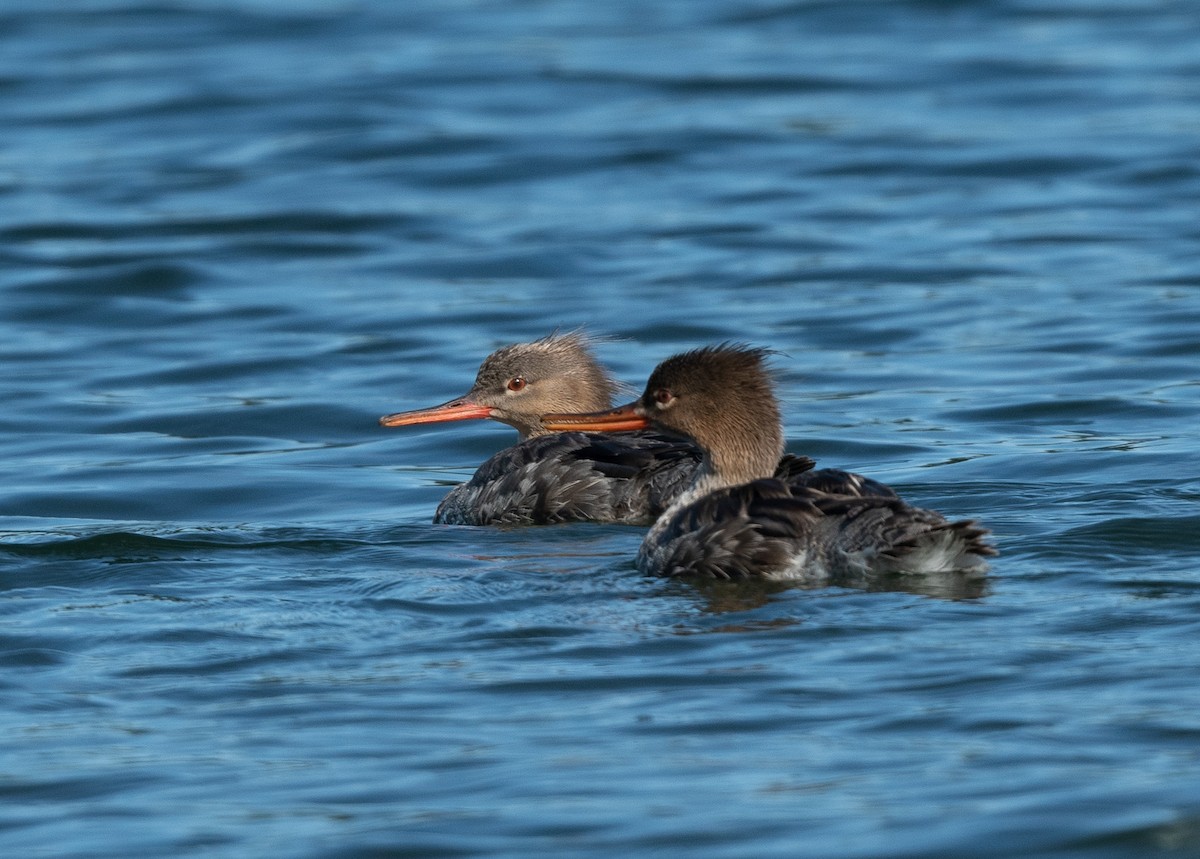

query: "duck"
(540, 344), (995, 581)
(379, 332), (713, 525)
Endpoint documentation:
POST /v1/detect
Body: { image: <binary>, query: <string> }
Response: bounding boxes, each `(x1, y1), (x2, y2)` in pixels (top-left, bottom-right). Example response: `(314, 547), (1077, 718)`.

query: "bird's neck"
(644, 448), (771, 547)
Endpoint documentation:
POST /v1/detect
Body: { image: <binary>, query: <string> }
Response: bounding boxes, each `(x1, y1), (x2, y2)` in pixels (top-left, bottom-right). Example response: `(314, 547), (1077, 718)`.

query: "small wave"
(0, 525), (429, 560)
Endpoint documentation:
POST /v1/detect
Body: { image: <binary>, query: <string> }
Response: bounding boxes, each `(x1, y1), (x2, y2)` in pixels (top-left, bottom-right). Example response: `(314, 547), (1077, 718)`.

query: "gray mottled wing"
(639, 479), (994, 580)
(434, 431), (701, 526)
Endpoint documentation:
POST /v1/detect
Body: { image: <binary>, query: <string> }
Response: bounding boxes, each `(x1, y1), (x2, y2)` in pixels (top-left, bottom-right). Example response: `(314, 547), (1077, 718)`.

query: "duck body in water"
(542, 344), (995, 581)
(429, 428), (703, 526)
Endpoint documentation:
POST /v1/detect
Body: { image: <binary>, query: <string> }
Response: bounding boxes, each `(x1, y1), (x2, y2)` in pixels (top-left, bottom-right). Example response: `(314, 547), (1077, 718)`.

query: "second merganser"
(542, 344), (995, 581)
(379, 332), (710, 525)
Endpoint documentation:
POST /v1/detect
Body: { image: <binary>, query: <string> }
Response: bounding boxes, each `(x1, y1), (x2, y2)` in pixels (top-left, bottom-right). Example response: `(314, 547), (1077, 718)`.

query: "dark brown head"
(379, 331), (620, 439)
(542, 344), (784, 485)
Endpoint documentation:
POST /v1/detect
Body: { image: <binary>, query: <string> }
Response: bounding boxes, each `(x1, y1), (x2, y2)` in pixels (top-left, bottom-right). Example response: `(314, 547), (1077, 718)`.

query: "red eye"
(507, 377), (526, 392)
(653, 388), (673, 406)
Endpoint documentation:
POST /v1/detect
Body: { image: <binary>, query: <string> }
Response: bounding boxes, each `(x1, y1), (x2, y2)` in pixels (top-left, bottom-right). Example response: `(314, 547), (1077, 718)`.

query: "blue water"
(3, 1), (1200, 856)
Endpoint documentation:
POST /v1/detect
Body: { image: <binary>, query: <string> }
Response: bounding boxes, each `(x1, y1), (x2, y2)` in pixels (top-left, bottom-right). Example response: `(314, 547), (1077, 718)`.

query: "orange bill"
(379, 397), (493, 427)
(540, 402), (649, 433)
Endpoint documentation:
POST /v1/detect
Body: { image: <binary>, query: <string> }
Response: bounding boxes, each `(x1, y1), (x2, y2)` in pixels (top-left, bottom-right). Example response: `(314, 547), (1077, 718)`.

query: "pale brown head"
(379, 331), (620, 440)
(542, 344), (784, 486)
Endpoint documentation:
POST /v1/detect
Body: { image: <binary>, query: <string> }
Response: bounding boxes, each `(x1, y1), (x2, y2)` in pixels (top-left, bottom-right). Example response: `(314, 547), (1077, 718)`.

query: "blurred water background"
(3, 1), (1200, 856)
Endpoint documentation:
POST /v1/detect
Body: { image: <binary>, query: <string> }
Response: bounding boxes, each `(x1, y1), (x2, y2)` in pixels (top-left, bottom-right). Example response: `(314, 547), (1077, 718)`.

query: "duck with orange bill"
(541, 344), (995, 581)
(379, 332), (711, 525)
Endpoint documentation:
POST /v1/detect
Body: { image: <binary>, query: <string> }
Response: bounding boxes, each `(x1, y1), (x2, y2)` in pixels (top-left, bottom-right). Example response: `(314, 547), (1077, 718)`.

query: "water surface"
(3, 2), (1200, 857)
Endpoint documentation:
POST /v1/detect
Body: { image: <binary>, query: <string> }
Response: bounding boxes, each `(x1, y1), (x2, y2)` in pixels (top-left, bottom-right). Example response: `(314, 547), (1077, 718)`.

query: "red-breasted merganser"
(380, 332), (752, 525)
(541, 344), (995, 581)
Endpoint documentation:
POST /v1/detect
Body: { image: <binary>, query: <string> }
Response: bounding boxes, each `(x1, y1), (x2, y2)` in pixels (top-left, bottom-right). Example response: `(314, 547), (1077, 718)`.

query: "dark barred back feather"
(435, 430), (702, 525)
